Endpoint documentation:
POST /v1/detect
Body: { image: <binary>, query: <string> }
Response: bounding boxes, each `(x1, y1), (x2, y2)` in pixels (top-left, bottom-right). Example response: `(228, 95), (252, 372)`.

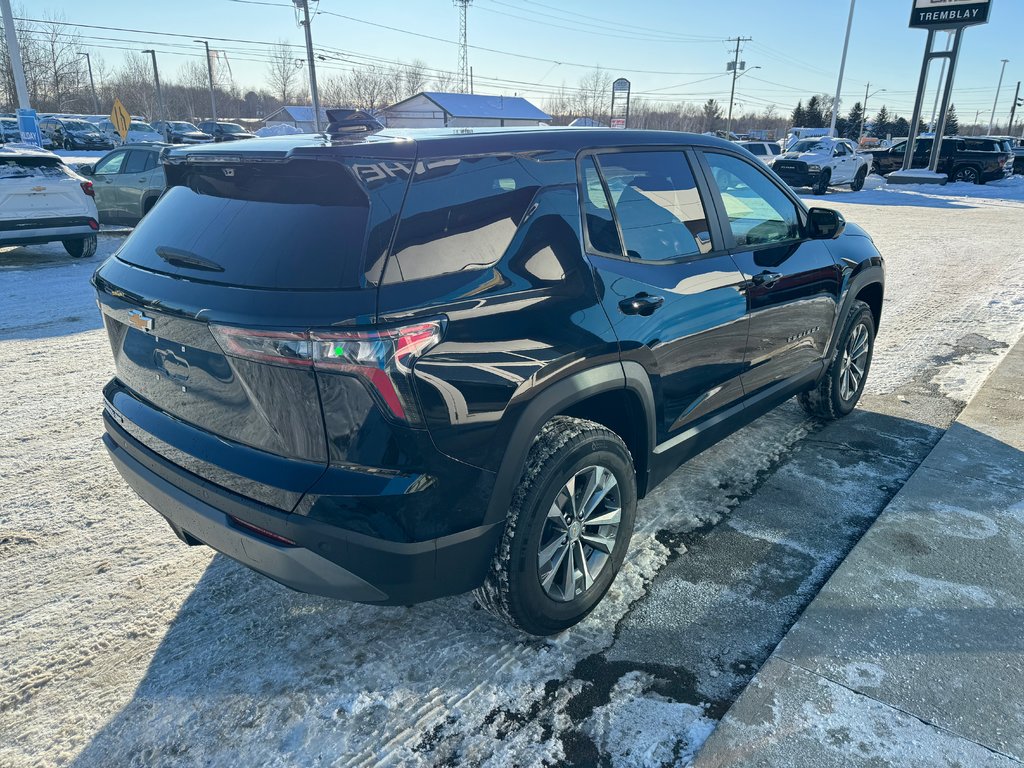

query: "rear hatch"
(95, 141), (415, 510)
(0, 153), (94, 224)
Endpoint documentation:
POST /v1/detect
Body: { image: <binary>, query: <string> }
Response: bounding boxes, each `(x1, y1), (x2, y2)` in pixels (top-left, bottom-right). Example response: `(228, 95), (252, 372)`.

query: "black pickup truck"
(865, 136), (1012, 184)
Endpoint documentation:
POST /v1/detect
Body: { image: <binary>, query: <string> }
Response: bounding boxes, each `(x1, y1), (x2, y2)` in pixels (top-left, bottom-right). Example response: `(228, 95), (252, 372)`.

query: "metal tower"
(454, 0), (472, 93)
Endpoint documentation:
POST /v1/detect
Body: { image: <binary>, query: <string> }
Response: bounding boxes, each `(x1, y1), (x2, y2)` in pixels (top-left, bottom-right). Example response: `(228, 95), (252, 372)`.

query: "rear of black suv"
(94, 133), (599, 609)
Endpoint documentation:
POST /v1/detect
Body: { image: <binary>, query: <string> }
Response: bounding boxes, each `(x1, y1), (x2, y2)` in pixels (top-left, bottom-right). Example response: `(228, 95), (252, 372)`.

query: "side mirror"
(806, 207), (846, 240)
(79, 164), (94, 175)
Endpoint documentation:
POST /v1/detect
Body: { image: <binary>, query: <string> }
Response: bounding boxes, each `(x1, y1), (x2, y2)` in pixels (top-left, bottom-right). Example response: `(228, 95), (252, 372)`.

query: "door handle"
(751, 271), (783, 288)
(619, 293), (665, 316)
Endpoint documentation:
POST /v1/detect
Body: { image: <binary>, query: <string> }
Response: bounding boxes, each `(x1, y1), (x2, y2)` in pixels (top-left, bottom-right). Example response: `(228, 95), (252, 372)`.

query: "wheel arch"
(482, 361), (656, 526)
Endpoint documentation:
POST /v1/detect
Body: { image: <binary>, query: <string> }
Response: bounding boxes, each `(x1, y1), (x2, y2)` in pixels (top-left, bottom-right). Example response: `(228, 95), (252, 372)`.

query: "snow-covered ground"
(1, 177), (1024, 768)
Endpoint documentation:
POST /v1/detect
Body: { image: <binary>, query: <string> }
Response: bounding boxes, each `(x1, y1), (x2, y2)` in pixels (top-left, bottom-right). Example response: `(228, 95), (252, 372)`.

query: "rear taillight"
(80, 180), (94, 198)
(88, 218), (99, 231)
(210, 320), (444, 426)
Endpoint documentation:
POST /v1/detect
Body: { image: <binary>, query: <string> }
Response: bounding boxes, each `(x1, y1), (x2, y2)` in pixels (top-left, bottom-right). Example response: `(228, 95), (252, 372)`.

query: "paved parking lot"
(2, 179), (1024, 766)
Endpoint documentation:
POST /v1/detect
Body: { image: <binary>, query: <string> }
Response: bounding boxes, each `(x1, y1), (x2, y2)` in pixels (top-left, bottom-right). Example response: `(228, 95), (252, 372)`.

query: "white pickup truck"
(770, 136), (872, 195)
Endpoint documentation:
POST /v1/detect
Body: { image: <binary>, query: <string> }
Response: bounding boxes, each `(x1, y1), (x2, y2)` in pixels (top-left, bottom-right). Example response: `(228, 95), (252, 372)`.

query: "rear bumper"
(0, 218), (97, 246)
(103, 411), (505, 605)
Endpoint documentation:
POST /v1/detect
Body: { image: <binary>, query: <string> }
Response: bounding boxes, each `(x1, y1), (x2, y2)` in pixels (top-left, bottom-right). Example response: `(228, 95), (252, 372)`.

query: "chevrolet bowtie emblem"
(127, 309), (154, 332)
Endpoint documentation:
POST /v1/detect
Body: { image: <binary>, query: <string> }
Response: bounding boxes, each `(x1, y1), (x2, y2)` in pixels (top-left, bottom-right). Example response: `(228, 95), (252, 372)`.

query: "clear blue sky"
(31, 0), (1024, 121)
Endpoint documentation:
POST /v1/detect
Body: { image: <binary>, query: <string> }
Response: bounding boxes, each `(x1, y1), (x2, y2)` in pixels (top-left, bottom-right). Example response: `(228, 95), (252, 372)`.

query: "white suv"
(771, 136), (872, 195)
(0, 145), (100, 258)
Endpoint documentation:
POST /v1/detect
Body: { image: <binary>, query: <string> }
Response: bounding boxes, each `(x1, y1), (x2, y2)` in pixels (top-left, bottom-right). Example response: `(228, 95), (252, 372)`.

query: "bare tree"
(267, 40), (301, 105)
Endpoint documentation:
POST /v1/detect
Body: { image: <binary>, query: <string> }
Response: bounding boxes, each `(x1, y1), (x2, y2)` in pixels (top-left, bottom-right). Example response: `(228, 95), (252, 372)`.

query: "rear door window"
(123, 151), (151, 175)
(590, 150), (714, 261)
(383, 155), (541, 283)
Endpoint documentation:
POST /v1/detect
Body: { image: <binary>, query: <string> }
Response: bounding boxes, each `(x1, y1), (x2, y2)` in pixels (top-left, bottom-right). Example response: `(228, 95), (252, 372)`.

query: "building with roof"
(262, 106), (331, 133)
(382, 92), (551, 128)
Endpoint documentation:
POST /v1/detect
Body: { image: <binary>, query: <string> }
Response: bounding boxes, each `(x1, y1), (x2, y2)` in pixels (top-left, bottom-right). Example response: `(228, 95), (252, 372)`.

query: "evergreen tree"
(845, 101), (865, 140)
(805, 95), (825, 128)
(872, 106), (891, 138)
(792, 101), (806, 127)
(893, 116), (910, 137)
(701, 99), (723, 132)
(944, 104), (960, 136)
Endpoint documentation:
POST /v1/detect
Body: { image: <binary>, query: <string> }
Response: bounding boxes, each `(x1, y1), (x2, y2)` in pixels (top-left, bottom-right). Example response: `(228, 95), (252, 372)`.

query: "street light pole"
(860, 83), (885, 142)
(830, 0), (856, 136)
(294, 0), (322, 133)
(80, 52), (99, 114)
(988, 59), (1009, 135)
(0, 0), (30, 109)
(141, 49), (166, 122)
(195, 39), (217, 120)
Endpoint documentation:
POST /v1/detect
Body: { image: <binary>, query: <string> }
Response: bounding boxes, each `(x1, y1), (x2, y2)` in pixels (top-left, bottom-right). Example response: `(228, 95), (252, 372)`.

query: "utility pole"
(141, 50), (166, 122)
(294, 0), (322, 133)
(988, 59), (1009, 135)
(80, 52), (100, 114)
(1008, 81), (1022, 137)
(195, 39), (217, 120)
(861, 83), (885, 142)
(830, 0), (856, 136)
(0, 0), (30, 109)
(726, 36), (752, 137)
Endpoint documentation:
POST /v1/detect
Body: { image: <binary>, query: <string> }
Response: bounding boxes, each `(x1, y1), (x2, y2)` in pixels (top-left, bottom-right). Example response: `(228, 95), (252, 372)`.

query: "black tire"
(475, 416), (637, 635)
(799, 299), (875, 420)
(952, 165), (981, 185)
(850, 166), (867, 192)
(63, 235), (97, 259)
(813, 169), (831, 195)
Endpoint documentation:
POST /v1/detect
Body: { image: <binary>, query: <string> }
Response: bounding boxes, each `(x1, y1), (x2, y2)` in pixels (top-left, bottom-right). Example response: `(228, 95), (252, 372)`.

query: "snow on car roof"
(0, 144), (60, 160)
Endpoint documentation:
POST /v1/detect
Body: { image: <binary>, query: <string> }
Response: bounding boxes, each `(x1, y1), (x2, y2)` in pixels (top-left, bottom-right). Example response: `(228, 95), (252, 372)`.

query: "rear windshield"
(116, 156), (406, 290)
(0, 156), (70, 180)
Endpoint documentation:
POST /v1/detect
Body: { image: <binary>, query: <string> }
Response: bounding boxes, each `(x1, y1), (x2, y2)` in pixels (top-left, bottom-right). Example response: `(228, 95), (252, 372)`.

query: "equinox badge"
(127, 309), (154, 332)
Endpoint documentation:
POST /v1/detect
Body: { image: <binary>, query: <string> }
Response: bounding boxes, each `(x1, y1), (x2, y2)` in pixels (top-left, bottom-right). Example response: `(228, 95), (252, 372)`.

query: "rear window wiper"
(155, 246), (225, 272)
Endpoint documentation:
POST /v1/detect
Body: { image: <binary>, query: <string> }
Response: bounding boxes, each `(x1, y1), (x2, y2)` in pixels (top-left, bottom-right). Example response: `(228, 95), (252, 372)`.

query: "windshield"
(64, 120), (99, 133)
(130, 121), (158, 133)
(219, 123), (245, 133)
(171, 122), (199, 131)
(791, 139), (826, 153)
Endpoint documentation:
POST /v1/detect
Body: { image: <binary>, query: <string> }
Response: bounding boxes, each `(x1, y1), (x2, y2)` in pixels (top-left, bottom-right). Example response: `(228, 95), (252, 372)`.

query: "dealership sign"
(610, 78), (630, 130)
(910, 0), (991, 29)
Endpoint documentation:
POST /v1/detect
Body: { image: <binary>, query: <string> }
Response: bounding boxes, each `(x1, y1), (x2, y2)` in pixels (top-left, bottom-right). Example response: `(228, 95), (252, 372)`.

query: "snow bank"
(255, 123), (302, 137)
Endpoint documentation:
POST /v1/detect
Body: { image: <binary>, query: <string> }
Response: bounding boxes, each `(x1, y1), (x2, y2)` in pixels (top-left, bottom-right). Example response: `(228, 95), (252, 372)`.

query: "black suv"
(196, 120), (256, 142)
(865, 136), (1011, 183)
(38, 116), (115, 150)
(94, 129), (884, 635)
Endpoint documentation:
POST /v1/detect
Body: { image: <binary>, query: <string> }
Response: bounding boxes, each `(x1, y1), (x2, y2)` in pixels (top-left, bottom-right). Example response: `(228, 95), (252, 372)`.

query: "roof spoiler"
(325, 109), (384, 139)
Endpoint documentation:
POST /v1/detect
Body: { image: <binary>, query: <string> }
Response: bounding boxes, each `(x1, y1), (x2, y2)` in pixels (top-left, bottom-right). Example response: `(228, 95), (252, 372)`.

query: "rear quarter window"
(383, 155), (543, 283)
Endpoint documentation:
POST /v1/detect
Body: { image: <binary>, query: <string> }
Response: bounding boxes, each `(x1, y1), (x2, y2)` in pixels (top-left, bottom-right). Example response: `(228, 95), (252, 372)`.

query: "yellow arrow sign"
(110, 98), (131, 142)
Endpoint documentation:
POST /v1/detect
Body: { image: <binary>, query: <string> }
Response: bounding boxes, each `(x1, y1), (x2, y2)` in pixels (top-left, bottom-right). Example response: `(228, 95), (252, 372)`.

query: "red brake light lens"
(80, 180), (95, 198)
(210, 320), (444, 426)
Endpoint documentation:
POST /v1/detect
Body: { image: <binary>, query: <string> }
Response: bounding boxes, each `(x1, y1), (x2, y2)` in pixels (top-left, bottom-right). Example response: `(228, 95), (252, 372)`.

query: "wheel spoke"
(581, 469), (615, 521)
(540, 541), (570, 592)
(546, 501), (568, 530)
(561, 541), (578, 600)
(576, 541), (594, 592)
(563, 473), (577, 518)
(580, 532), (615, 554)
(585, 506), (621, 527)
(539, 532), (566, 565)
(576, 467), (600, 516)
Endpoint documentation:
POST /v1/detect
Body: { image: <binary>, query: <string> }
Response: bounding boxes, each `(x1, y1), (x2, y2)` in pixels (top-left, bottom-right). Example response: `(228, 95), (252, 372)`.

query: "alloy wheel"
(839, 322), (871, 401)
(537, 465), (621, 602)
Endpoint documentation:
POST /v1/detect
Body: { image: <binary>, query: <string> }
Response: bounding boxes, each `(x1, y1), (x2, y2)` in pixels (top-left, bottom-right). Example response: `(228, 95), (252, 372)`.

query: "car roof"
(166, 126), (742, 162)
(0, 144), (61, 160)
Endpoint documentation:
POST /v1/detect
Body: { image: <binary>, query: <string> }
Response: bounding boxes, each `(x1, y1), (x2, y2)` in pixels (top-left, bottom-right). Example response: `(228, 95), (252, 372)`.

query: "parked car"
(152, 120), (213, 144)
(196, 121), (256, 142)
(968, 137), (1018, 178)
(94, 128), (885, 635)
(38, 116), (115, 151)
(0, 117), (20, 143)
(1, 145), (99, 257)
(78, 143), (168, 225)
(95, 119), (164, 146)
(771, 136), (872, 194)
(863, 136), (1011, 183)
(736, 139), (782, 165)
